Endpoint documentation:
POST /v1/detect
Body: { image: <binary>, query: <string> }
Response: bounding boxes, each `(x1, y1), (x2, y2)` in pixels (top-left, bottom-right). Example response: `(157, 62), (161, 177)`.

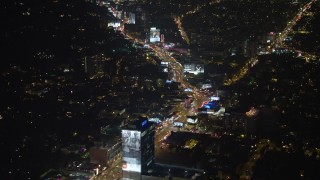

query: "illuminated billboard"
(128, 12), (135, 24)
(210, 96), (220, 101)
(173, 121), (183, 127)
(161, 61), (169, 67)
(201, 84), (212, 89)
(161, 61), (169, 72)
(148, 118), (161, 124)
(184, 63), (204, 75)
(187, 116), (198, 124)
(122, 130), (141, 173)
(108, 21), (121, 28)
(150, 27), (160, 43)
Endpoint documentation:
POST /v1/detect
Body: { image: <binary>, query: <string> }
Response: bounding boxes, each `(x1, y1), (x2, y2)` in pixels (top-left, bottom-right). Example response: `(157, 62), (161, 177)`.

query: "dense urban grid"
(1, 0), (320, 179)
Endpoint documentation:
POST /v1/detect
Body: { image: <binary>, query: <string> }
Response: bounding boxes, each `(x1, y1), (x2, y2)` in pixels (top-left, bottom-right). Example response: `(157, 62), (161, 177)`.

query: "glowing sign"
(161, 34), (164, 42)
(161, 61), (169, 67)
(108, 21), (120, 28)
(173, 121), (183, 127)
(150, 27), (160, 43)
(210, 96), (220, 101)
(122, 130), (141, 172)
(148, 118), (161, 123)
(202, 84), (212, 89)
(184, 63), (204, 75)
(141, 120), (147, 127)
(187, 117), (198, 124)
(128, 13), (135, 24)
(201, 101), (219, 110)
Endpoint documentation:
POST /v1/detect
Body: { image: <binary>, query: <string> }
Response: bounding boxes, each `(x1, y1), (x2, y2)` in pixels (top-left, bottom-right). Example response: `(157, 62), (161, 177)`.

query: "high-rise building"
(122, 117), (156, 180)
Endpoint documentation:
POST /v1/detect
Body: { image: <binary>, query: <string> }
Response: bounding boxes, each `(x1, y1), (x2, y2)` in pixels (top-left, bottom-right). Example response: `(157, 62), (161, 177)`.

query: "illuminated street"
(224, 0), (319, 86)
(95, 155), (122, 180)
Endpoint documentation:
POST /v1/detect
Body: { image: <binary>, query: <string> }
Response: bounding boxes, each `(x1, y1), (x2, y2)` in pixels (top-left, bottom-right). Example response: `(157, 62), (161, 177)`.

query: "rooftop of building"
(123, 116), (156, 132)
(141, 163), (205, 180)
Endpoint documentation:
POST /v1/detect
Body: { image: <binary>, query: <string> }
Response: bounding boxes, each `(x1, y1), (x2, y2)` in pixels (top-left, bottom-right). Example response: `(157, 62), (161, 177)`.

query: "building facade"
(122, 117), (156, 180)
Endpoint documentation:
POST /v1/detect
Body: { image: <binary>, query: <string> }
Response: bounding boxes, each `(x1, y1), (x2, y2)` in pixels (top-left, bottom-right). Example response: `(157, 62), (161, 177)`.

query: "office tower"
(122, 117), (156, 180)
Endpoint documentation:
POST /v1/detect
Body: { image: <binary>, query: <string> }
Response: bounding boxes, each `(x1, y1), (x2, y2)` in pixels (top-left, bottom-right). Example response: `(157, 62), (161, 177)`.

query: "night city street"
(1, 0), (320, 179)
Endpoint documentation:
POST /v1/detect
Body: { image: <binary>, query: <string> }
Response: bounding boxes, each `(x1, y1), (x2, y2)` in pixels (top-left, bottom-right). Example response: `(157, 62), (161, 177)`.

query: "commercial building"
(122, 117), (156, 180)
(89, 138), (122, 167)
